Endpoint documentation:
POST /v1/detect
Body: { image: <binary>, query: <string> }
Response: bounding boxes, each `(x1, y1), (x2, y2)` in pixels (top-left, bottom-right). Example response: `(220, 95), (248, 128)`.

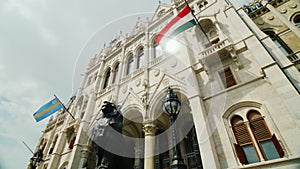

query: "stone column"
(143, 123), (156, 169)
(262, 0), (300, 38)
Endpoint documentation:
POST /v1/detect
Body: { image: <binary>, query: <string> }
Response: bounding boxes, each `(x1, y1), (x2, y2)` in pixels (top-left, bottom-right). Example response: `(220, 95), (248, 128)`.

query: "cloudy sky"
(0, 0), (251, 168)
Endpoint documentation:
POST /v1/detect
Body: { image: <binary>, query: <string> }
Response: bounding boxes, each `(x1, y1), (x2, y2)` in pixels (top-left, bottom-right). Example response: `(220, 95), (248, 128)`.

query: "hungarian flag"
(155, 5), (197, 44)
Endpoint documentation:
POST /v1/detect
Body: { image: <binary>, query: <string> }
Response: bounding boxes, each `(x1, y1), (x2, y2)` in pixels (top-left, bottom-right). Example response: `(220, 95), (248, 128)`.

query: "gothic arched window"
(137, 47), (144, 69)
(126, 54), (134, 75)
(49, 135), (58, 154)
(103, 68), (111, 89)
(112, 62), (120, 84)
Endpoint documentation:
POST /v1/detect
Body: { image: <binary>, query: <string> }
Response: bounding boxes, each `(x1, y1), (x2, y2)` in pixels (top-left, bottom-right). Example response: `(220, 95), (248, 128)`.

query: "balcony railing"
(287, 51), (300, 64)
(198, 39), (232, 60)
(149, 56), (163, 67)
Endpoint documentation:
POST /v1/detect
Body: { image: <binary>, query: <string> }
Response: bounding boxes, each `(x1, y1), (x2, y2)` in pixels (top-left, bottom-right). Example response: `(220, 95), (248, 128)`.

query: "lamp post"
(30, 149), (43, 169)
(163, 87), (187, 169)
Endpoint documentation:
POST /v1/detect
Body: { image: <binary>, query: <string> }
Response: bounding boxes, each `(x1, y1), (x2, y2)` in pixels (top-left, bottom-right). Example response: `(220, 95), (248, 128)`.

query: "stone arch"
(148, 86), (191, 121)
(148, 86), (194, 146)
(199, 18), (219, 41)
(59, 161), (68, 169)
(112, 61), (120, 84)
(122, 105), (144, 138)
(149, 34), (162, 59)
(112, 60), (120, 70)
(125, 52), (134, 75)
(48, 134), (59, 154)
(102, 67), (111, 89)
(134, 45), (145, 54)
(223, 101), (262, 119)
(135, 45), (145, 69)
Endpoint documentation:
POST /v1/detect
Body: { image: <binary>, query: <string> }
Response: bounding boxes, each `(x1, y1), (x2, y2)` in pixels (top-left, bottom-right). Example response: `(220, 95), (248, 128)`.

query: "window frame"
(136, 47), (144, 69)
(264, 30), (294, 56)
(229, 110), (284, 165)
(112, 62), (120, 84)
(126, 53), (134, 75)
(102, 68), (111, 89)
(218, 66), (237, 89)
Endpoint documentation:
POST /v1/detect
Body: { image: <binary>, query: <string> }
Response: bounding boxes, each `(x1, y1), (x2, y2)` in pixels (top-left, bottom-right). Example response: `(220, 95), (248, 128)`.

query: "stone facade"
(29, 0), (300, 169)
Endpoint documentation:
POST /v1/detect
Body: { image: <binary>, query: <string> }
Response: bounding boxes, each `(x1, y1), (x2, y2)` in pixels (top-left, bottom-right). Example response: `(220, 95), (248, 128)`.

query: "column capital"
(143, 123), (156, 136)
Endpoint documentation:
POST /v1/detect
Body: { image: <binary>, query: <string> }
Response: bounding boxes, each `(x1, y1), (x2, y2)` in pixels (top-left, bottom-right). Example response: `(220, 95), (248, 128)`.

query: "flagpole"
(183, 0), (211, 45)
(54, 95), (75, 120)
(22, 141), (34, 154)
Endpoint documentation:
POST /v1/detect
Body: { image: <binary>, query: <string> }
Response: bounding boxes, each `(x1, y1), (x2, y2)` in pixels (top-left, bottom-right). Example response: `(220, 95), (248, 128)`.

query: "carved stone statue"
(91, 101), (133, 169)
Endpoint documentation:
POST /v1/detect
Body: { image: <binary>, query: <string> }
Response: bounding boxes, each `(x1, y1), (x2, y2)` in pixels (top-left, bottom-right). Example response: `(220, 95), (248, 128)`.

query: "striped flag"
(33, 97), (63, 122)
(155, 5), (196, 44)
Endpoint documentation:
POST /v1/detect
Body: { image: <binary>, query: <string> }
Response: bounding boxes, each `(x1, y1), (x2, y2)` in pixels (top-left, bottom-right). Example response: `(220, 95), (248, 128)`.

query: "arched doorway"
(150, 90), (203, 169)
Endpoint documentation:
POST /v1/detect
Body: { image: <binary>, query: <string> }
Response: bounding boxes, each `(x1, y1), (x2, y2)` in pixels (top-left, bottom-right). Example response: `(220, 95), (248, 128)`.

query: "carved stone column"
(143, 123), (156, 169)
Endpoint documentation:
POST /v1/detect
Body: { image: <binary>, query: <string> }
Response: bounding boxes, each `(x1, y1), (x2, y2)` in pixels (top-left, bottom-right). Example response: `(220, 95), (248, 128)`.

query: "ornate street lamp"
(163, 87), (187, 169)
(30, 149), (43, 169)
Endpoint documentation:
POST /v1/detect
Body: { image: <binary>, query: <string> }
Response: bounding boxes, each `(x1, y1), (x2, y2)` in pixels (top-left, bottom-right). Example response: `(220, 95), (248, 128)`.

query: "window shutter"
(219, 68), (237, 88)
(250, 118), (271, 141)
(69, 137), (76, 149)
(271, 134), (284, 157)
(234, 143), (247, 164)
(232, 124), (252, 145)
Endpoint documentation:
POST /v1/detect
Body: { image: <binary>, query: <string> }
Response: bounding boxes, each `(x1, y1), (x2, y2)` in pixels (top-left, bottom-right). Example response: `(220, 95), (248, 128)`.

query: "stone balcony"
(198, 38), (233, 64)
(287, 51), (300, 64)
(287, 51), (300, 70)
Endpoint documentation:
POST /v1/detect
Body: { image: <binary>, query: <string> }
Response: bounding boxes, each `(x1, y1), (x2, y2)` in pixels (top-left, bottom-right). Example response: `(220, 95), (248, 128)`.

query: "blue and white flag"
(33, 97), (63, 122)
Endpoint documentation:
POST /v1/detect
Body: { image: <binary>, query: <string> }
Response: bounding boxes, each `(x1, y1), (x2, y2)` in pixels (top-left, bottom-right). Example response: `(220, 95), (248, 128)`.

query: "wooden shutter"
(250, 117), (271, 141)
(69, 137), (76, 149)
(234, 143), (247, 164)
(219, 68), (237, 88)
(232, 123), (252, 145)
(271, 134), (284, 157)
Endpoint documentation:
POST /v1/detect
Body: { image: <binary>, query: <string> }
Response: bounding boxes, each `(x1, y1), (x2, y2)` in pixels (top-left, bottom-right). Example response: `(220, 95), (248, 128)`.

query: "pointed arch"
(136, 46), (145, 69)
(151, 37), (163, 59)
(126, 53), (134, 75)
(112, 62), (120, 84)
(48, 134), (59, 154)
(103, 67), (111, 89)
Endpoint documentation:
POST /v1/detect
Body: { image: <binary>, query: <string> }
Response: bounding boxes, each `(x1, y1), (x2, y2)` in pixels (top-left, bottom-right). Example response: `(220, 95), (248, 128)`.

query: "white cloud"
(0, 59), (49, 168)
(3, 0), (58, 45)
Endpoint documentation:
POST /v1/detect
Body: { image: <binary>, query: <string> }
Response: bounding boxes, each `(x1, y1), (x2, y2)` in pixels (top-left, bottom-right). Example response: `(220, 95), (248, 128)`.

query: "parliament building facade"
(29, 0), (300, 168)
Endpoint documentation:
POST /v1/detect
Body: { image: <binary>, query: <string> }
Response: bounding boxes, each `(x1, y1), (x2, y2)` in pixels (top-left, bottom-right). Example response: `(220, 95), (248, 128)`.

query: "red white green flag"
(155, 5), (197, 44)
